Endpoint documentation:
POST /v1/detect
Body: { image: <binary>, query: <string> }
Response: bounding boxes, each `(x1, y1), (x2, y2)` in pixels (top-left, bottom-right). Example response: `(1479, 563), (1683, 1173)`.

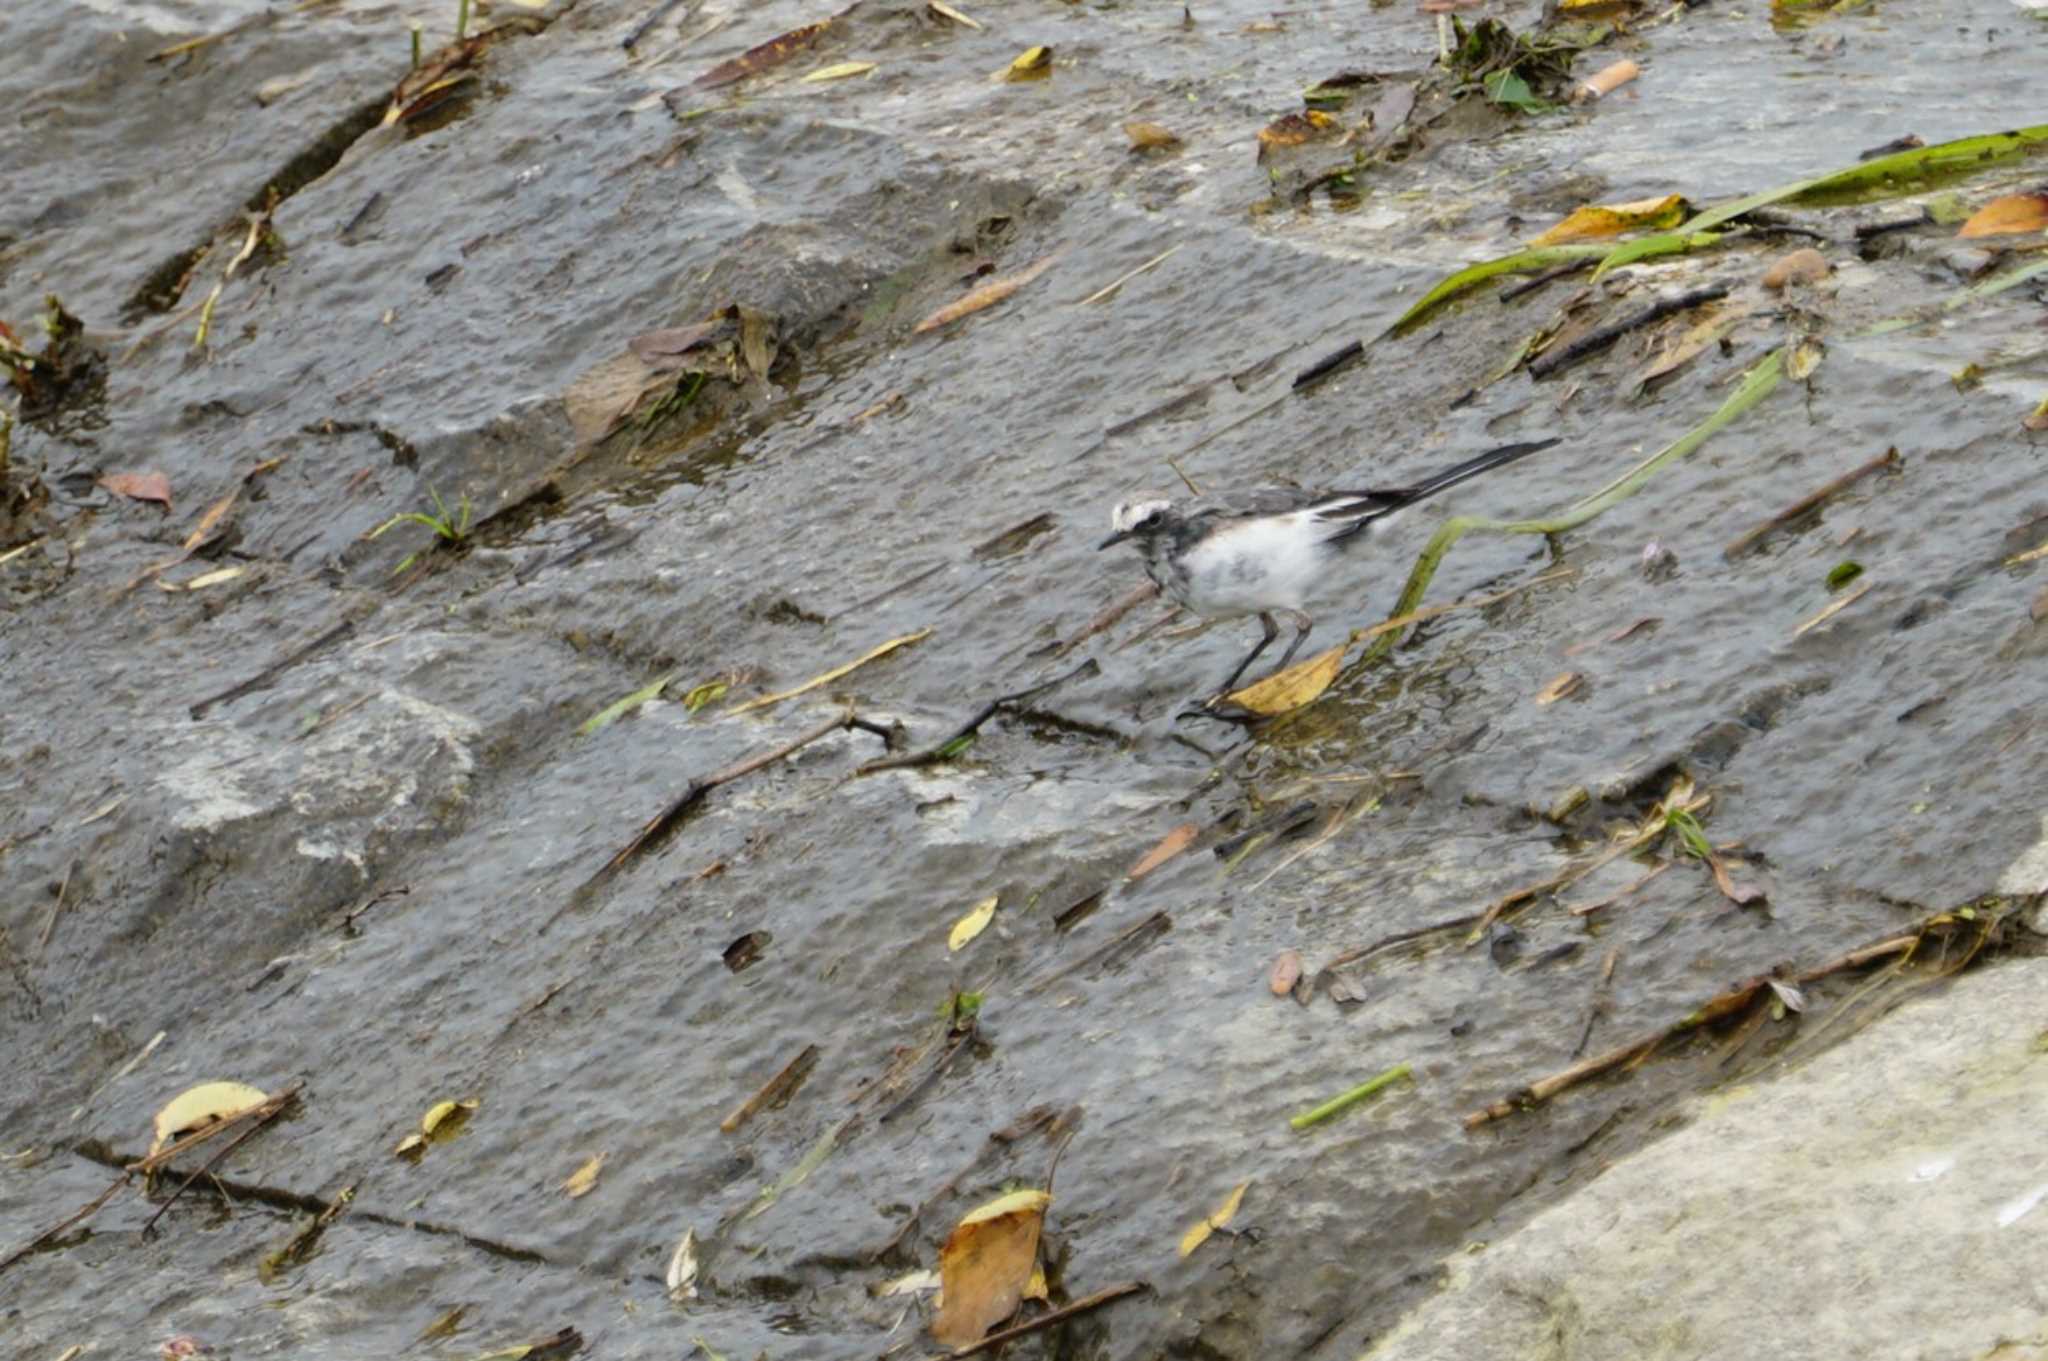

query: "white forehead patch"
(1110, 497), (1174, 533)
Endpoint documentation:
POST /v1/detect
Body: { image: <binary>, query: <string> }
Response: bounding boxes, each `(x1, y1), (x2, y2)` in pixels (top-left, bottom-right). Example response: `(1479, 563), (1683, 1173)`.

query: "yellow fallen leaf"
(932, 1189), (1050, 1347)
(1529, 193), (1689, 246)
(561, 1151), (607, 1198)
(1223, 644), (1343, 716)
(1008, 45), (1052, 73)
(1178, 1179), (1251, 1257)
(150, 1081), (270, 1156)
(1127, 822), (1197, 880)
(727, 628), (932, 714)
(802, 61), (876, 82)
(398, 1097), (479, 1156)
(913, 255), (1059, 334)
(948, 895), (998, 951)
(1957, 192), (2048, 239)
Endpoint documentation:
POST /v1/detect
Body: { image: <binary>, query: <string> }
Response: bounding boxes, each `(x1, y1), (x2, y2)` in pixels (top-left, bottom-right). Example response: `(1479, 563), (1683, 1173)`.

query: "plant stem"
(1366, 344), (1787, 660)
(1290, 1062), (1413, 1131)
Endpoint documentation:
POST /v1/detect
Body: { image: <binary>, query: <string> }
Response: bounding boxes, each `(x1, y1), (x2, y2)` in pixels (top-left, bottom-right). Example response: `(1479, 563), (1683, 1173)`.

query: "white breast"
(1174, 512), (1332, 618)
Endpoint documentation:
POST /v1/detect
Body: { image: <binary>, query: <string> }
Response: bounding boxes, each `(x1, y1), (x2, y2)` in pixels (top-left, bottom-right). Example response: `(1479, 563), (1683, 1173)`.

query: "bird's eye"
(1140, 511), (1162, 528)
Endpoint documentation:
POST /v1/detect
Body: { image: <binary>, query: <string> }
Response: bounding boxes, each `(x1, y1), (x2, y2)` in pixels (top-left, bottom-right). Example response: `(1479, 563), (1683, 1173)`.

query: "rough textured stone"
(1364, 958), (2048, 1361)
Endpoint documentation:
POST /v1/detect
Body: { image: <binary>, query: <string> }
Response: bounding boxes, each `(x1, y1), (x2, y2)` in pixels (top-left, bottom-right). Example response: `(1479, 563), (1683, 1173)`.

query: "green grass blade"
(1383, 244), (1610, 337)
(579, 672), (677, 737)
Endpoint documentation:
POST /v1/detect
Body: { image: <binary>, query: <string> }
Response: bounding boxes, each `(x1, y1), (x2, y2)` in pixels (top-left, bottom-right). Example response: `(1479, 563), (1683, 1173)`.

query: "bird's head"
(1099, 497), (1175, 550)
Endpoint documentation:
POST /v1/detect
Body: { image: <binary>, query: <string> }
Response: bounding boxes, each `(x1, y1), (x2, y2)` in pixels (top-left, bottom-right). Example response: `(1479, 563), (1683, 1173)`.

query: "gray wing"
(1187, 486), (1412, 526)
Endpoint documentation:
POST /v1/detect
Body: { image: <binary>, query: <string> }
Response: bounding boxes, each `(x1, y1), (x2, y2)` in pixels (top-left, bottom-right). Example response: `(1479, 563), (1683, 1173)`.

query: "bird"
(1098, 437), (1561, 696)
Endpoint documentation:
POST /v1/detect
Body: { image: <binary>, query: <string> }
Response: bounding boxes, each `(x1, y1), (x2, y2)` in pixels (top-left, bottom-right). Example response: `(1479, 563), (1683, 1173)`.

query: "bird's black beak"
(1098, 529), (1132, 551)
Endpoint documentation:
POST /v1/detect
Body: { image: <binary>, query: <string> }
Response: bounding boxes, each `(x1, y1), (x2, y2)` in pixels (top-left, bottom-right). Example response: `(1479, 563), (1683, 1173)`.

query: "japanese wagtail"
(1098, 437), (1561, 695)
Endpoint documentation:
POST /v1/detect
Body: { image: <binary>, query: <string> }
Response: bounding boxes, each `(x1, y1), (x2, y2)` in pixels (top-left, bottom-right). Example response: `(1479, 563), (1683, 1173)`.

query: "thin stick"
(1526, 285), (1730, 380)
(720, 1044), (819, 1134)
(1723, 446), (1900, 558)
(193, 214), (268, 351)
(947, 1281), (1147, 1358)
(1164, 454), (1201, 498)
(1792, 579), (1871, 637)
(141, 1095), (295, 1236)
(855, 659), (1098, 774)
(621, 0), (688, 49)
(189, 620), (355, 719)
(1345, 567), (1575, 646)
(37, 858), (77, 954)
(1078, 244), (1182, 306)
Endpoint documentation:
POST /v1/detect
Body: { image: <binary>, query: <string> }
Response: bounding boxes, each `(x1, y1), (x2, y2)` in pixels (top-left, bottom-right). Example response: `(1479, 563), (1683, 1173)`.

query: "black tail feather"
(1324, 436), (1560, 544)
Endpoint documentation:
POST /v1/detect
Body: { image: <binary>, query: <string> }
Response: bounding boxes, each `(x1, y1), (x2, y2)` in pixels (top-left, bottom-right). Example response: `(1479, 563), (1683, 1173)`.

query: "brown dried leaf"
(1630, 302), (1748, 391)
(1707, 853), (1766, 906)
(1128, 822), (1198, 880)
(932, 1189), (1049, 1347)
(1957, 192), (2048, 239)
(384, 34), (488, 126)
(2023, 395), (2048, 432)
(1762, 247), (1831, 291)
(100, 470), (173, 510)
(182, 489), (240, 551)
(1224, 644), (1344, 716)
(1124, 121), (1182, 151)
(695, 19), (832, 89)
(2033, 585), (2048, 624)
(1534, 672), (1584, 705)
(1268, 949), (1303, 996)
(912, 253), (1058, 334)
(1256, 109), (1338, 153)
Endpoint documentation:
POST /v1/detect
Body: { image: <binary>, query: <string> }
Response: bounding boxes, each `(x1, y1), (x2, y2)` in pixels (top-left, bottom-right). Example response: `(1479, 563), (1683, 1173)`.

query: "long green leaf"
(1383, 244), (1610, 337)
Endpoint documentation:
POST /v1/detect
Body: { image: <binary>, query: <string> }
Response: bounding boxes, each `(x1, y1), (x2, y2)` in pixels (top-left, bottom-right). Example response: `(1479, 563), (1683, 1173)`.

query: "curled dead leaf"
(932, 1189), (1050, 1346)
(1534, 672), (1584, 705)
(695, 19), (831, 89)
(1268, 949), (1303, 996)
(1957, 192), (2048, 239)
(1223, 644), (1344, 716)
(100, 470), (174, 510)
(151, 1081), (270, 1156)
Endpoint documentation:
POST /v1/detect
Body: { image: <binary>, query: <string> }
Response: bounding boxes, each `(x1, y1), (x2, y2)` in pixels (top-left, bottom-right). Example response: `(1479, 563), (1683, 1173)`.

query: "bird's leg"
(1271, 610), (1313, 674)
(1216, 612), (1280, 695)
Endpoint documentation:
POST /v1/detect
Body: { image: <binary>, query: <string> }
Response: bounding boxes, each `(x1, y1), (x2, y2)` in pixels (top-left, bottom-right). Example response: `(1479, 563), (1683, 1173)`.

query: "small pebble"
(1762, 247), (1830, 291)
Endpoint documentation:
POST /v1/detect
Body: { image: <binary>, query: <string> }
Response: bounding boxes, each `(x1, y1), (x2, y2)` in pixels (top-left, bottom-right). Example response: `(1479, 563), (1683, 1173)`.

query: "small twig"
(855, 659), (1099, 774)
(720, 1044), (820, 1134)
(621, 0), (689, 49)
(584, 709), (880, 888)
(1292, 339), (1363, 389)
(37, 857), (78, 955)
(947, 1281), (1148, 1358)
(1723, 446), (1901, 558)
(1077, 244), (1182, 306)
(1164, 455), (1201, 499)
(190, 619), (355, 719)
(1526, 285), (1730, 380)
(142, 1094), (296, 1236)
(878, 1022), (976, 1124)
